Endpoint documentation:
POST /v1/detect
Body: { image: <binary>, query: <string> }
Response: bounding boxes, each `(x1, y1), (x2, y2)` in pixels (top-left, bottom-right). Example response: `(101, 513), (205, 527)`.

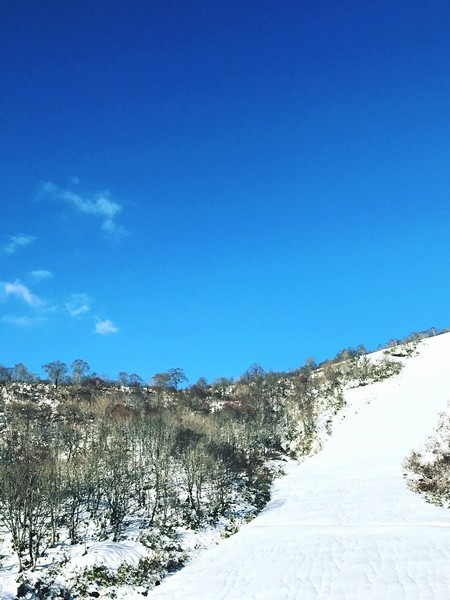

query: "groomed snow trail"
(151, 334), (450, 599)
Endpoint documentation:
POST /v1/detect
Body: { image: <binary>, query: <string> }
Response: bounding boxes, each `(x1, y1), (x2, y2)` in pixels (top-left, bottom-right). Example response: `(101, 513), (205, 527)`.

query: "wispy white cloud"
(1, 315), (45, 326)
(30, 269), (54, 282)
(40, 181), (125, 237)
(3, 234), (36, 255)
(2, 281), (44, 308)
(65, 293), (91, 317)
(94, 319), (118, 335)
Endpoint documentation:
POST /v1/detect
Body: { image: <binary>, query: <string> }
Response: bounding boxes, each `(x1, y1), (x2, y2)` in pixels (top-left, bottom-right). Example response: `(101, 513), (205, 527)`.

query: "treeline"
(0, 359), (189, 390)
(0, 326), (444, 389)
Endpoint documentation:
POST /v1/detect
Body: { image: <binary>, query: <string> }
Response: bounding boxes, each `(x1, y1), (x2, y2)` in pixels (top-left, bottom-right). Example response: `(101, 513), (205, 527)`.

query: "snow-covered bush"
(404, 409), (450, 507)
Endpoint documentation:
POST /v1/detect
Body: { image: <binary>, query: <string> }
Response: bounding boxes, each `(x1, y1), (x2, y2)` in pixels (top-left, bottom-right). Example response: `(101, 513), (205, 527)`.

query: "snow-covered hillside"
(150, 333), (450, 599)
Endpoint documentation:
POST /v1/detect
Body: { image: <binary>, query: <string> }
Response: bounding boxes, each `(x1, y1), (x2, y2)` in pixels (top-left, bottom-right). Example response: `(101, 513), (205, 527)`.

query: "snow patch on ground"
(68, 540), (148, 571)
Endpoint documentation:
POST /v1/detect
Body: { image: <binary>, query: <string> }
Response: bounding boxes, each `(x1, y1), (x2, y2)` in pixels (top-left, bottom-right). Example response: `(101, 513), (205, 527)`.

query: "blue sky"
(2, 0), (450, 383)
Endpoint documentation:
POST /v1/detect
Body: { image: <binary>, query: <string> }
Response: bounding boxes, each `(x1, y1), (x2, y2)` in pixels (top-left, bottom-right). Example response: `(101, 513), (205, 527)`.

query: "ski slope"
(150, 334), (450, 599)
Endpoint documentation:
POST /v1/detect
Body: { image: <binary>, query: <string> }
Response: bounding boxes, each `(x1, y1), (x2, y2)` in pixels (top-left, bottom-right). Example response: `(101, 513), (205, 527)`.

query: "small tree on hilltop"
(118, 371), (129, 386)
(168, 368), (188, 390)
(151, 368), (188, 390)
(43, 361), (68, 388)
(129, 373), (143, 387)
(0, 364), (12, 383)
(70, 359), (90, 384)
(151, 372), (172, 389)
(11, 363), (35, 383)
(241, 363), (265, 384)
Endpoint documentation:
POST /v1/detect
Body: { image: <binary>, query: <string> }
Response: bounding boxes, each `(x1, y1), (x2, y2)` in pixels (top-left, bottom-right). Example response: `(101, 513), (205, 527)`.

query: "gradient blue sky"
(2, 0), (450, 383)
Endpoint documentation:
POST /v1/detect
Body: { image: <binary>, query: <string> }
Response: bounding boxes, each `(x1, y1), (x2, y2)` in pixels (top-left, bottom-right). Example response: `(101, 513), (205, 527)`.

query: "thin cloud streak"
(3, 234), (36, 255)
(40, 181), (125, 237)
(30, 269), (54, 281)
(2, 281), (44, 308)
(1, 315), (45, 326)
(65, 293), (91, 317)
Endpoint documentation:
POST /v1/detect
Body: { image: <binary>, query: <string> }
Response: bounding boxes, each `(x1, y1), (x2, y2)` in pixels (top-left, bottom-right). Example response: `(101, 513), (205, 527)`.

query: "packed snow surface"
(151, 334), (450, 599)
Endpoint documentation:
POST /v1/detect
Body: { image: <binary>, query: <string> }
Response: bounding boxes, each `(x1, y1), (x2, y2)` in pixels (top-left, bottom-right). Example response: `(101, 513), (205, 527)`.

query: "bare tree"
(151, 372), (172, 388)
(168, 368), (188, 390)
(43, 361), (68, 388)
(70, 359), (90, 384)
(0, 364), (12, 383)
(11, 363), (35, 383)
(118, 371), (129, 386)
(129, 373), (143, 387)
(0, 430), (57, 570)
(151, 368), (187, 390)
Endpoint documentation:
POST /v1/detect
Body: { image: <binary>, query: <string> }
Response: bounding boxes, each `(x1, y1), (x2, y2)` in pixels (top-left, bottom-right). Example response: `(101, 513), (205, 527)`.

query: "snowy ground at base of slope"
(149, 333), (450, 600)
(0, 482), (263, 599)
(0, 508), (257, 600)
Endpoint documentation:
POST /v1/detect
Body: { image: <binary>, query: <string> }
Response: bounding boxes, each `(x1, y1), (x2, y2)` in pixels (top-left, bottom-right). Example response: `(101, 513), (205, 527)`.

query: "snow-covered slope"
(150, 333), (450, 599)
